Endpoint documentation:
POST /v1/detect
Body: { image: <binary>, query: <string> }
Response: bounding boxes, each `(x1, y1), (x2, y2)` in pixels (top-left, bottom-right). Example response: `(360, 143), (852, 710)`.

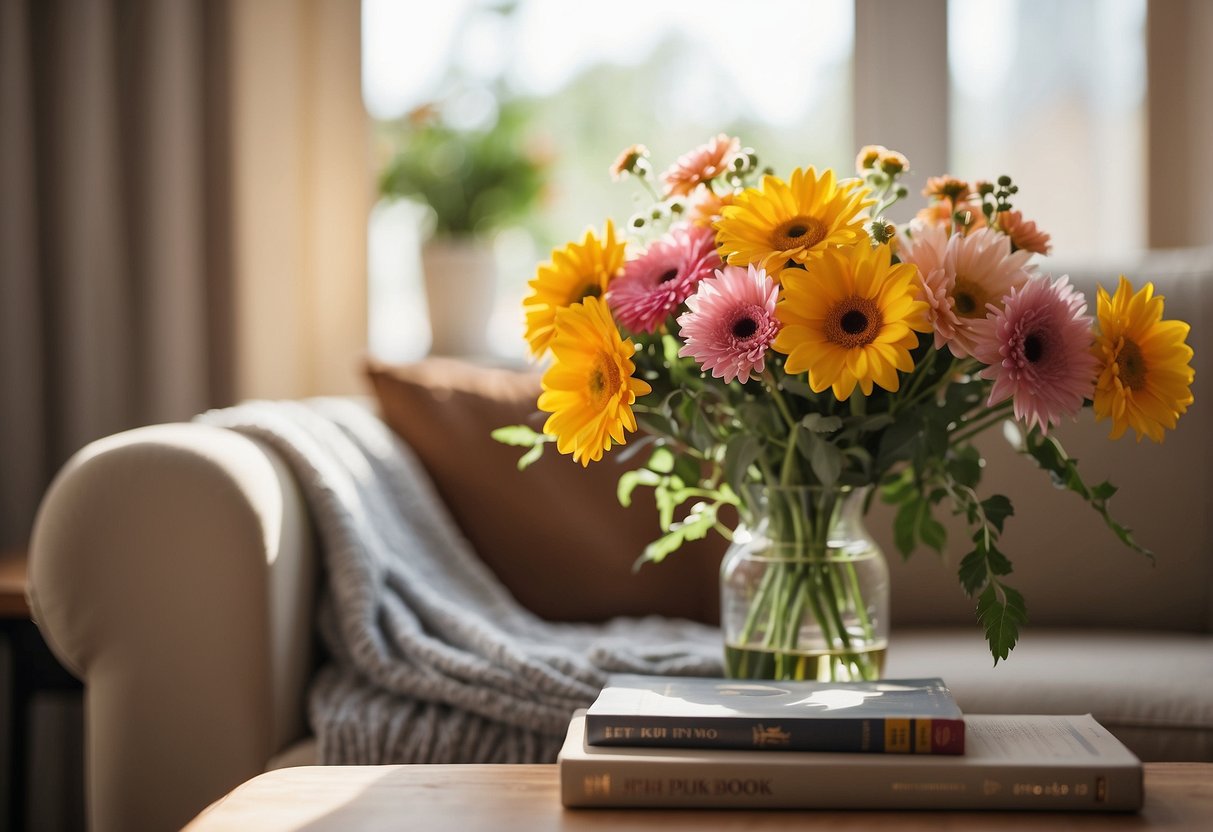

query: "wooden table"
(0, 549), (31, 617)
(186, 763), (1213, 831)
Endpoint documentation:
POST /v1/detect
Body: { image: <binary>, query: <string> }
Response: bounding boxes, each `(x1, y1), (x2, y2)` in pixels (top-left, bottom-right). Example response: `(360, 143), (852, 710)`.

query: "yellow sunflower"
(714, 167), (874, 280)
(524, 220), (626, 358)
(773, 243), (930, 400)
(537, 296), (652, 466)
(1093, 276), (1194, 442)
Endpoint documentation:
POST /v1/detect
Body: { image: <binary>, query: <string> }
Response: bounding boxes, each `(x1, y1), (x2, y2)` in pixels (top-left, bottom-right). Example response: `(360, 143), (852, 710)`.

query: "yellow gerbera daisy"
(537, 296), (652, 466)
(773, 244), (930, 400)
(1093, 276), (1194, 442)
(714, 167), (874, 280)
(524, 220), (626, 358)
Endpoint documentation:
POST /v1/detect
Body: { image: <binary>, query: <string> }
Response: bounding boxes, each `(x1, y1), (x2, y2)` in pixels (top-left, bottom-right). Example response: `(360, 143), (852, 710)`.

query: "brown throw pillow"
(365, 358), (723, 624)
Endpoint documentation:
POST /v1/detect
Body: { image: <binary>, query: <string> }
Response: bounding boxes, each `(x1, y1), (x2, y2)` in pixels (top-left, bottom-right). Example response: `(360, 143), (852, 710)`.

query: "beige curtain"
(1148, 0), (1213, 248)
(0, 0), (369, 550)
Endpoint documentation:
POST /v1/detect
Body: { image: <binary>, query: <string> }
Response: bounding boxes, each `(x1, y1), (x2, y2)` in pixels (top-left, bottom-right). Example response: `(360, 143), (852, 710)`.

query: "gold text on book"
(751, 724), (791, 747)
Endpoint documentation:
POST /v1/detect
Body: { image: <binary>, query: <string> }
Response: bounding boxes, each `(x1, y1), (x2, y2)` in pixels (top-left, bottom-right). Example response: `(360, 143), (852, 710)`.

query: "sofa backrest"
(369, 246), (1211, 635)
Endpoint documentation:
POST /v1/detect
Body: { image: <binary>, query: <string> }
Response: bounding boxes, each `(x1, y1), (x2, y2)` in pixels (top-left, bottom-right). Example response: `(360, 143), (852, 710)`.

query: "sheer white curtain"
(0, 0), (369, 549)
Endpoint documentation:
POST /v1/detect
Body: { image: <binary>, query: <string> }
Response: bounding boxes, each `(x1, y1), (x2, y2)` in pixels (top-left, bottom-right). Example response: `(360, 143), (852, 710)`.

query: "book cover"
(560, 712), (1144, 812)
(586, 674), (964, 754)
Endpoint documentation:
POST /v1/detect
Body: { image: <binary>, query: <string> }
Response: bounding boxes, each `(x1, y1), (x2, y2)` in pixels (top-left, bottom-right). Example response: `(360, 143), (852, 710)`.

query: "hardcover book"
(560, 712), (1144, 811)
(585, 674), (964, 754)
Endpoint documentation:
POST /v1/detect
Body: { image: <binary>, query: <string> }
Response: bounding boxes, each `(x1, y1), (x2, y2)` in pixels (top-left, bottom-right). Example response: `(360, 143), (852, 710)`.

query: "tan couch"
(28, 248), (1213, 831)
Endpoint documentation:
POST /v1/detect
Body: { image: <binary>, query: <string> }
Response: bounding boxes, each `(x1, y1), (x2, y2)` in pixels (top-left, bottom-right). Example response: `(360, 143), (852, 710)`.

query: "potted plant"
(378, 98), (548, 356)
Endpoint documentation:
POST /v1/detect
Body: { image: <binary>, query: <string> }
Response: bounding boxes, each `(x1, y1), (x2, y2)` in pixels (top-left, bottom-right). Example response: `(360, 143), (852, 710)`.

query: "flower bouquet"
(496, 135), (1195, 681)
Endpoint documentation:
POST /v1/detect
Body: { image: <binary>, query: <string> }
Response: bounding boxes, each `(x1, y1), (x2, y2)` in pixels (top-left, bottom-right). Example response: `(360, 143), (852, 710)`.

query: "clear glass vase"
(721, 485), (889, 682)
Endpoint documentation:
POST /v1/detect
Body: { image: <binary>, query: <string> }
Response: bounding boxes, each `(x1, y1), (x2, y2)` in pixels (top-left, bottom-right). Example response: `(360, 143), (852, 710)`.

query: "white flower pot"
(420, 238), (497, 357)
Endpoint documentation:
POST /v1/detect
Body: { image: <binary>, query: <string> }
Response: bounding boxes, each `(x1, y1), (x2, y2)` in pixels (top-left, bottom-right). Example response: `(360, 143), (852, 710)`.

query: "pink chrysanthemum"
(607, 224), (721, 334)
(973, 275), (1098, 435)
(899, 224), (1033, 358)
(660, 134), (741, 197)
(677, 264), (781, 384)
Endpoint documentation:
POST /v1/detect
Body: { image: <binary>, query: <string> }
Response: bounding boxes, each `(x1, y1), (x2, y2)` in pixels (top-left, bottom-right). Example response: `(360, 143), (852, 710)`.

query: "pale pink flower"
(607, 223), (720, 334)
(660, 134), (741, 198)
(898, 224), (1033, 358)
(677, 264), (781, 384)
(974, 275), (1098, 435)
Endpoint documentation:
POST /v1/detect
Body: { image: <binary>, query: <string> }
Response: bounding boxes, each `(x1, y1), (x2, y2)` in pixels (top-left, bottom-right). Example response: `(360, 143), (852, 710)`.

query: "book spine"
(585, 716), (965, 755)
(560, 757), (1143, 811)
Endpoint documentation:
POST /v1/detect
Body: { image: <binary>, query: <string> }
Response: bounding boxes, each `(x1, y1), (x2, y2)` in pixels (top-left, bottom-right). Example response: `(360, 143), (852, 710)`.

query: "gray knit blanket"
(198, 399), (722, 764)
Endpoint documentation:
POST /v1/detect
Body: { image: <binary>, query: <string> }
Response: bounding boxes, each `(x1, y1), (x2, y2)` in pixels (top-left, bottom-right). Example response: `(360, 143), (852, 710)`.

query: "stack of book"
(559, 674), (1144, 812)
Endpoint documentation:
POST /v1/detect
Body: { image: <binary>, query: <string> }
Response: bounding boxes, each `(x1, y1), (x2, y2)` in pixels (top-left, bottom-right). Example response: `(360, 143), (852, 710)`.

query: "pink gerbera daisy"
(607, 224), (720, 334)
(677, 264), (781, 384)
(660, 134), (741, 198)
(899, 224), (1033, 358)
(973, 275), (1098, 435)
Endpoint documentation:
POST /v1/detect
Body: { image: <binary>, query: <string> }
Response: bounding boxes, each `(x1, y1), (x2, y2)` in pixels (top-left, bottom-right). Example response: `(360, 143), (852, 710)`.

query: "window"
(948, 0), (1146, 257)
(363, 0), (1150, 361)
(363, 0), (853, 361)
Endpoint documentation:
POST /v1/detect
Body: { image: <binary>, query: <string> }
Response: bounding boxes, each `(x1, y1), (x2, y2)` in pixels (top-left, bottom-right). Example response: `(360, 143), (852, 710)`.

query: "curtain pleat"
(0, 0), (369, 549)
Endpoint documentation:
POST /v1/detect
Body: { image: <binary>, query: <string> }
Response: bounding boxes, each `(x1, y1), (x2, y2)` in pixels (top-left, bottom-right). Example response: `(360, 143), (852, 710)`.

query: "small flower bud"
(669, 200), (685, 215)
(609, 144), (651, 181)
(997, 174), (1012, 187)
(869, 218), (897, 244)
(630, 213), (647, 229)
(878, 149), (910, 176)
(855, 144), (887, 174)
(894, 185), (908, 199)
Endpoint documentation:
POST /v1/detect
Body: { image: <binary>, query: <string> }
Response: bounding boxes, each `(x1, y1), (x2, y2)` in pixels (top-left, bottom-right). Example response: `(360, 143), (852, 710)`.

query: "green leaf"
(654, 476), (687, 530)
(855, 413), (896, 432)
(980, 495), (1014, 534)
(958, 549), (987, 596)
(880, 469), (916, 504)
(802, 414), (843, 434)
(490, 425), (545, 447)
(634, 501), (719, 567)
(985, 542), (1013, 576)
(977, 583), (1028, 665)
(876, 412), (924, 472)
(616, 468), (661, 508)
(947, 444), (983, 490)
(517, 444), (544, 471)
(808, 436), (843, 487)
(893, 497), (921, 559)
(648, 446), (675, 474)
(1021, 430), (1153, 560)
(723, 435), (761, 494)
(920, 513), (947, 554)
(778, 375), (816, 399)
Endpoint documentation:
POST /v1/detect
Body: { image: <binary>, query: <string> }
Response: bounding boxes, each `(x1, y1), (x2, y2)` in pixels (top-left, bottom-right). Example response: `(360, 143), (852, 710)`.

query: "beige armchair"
(29, 249), (1213, 831)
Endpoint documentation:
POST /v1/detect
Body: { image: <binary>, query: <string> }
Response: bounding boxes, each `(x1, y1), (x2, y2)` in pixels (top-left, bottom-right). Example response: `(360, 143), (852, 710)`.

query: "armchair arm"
(28, 423), (317, 832)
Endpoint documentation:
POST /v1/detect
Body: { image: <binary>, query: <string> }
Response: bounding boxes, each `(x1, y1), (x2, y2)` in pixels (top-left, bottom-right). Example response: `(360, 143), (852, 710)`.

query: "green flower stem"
(845, 561), (875, 639)
(764, 371), (797, 431)
(950, 399), (1015, 445)
(730, 487), (882, 682)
